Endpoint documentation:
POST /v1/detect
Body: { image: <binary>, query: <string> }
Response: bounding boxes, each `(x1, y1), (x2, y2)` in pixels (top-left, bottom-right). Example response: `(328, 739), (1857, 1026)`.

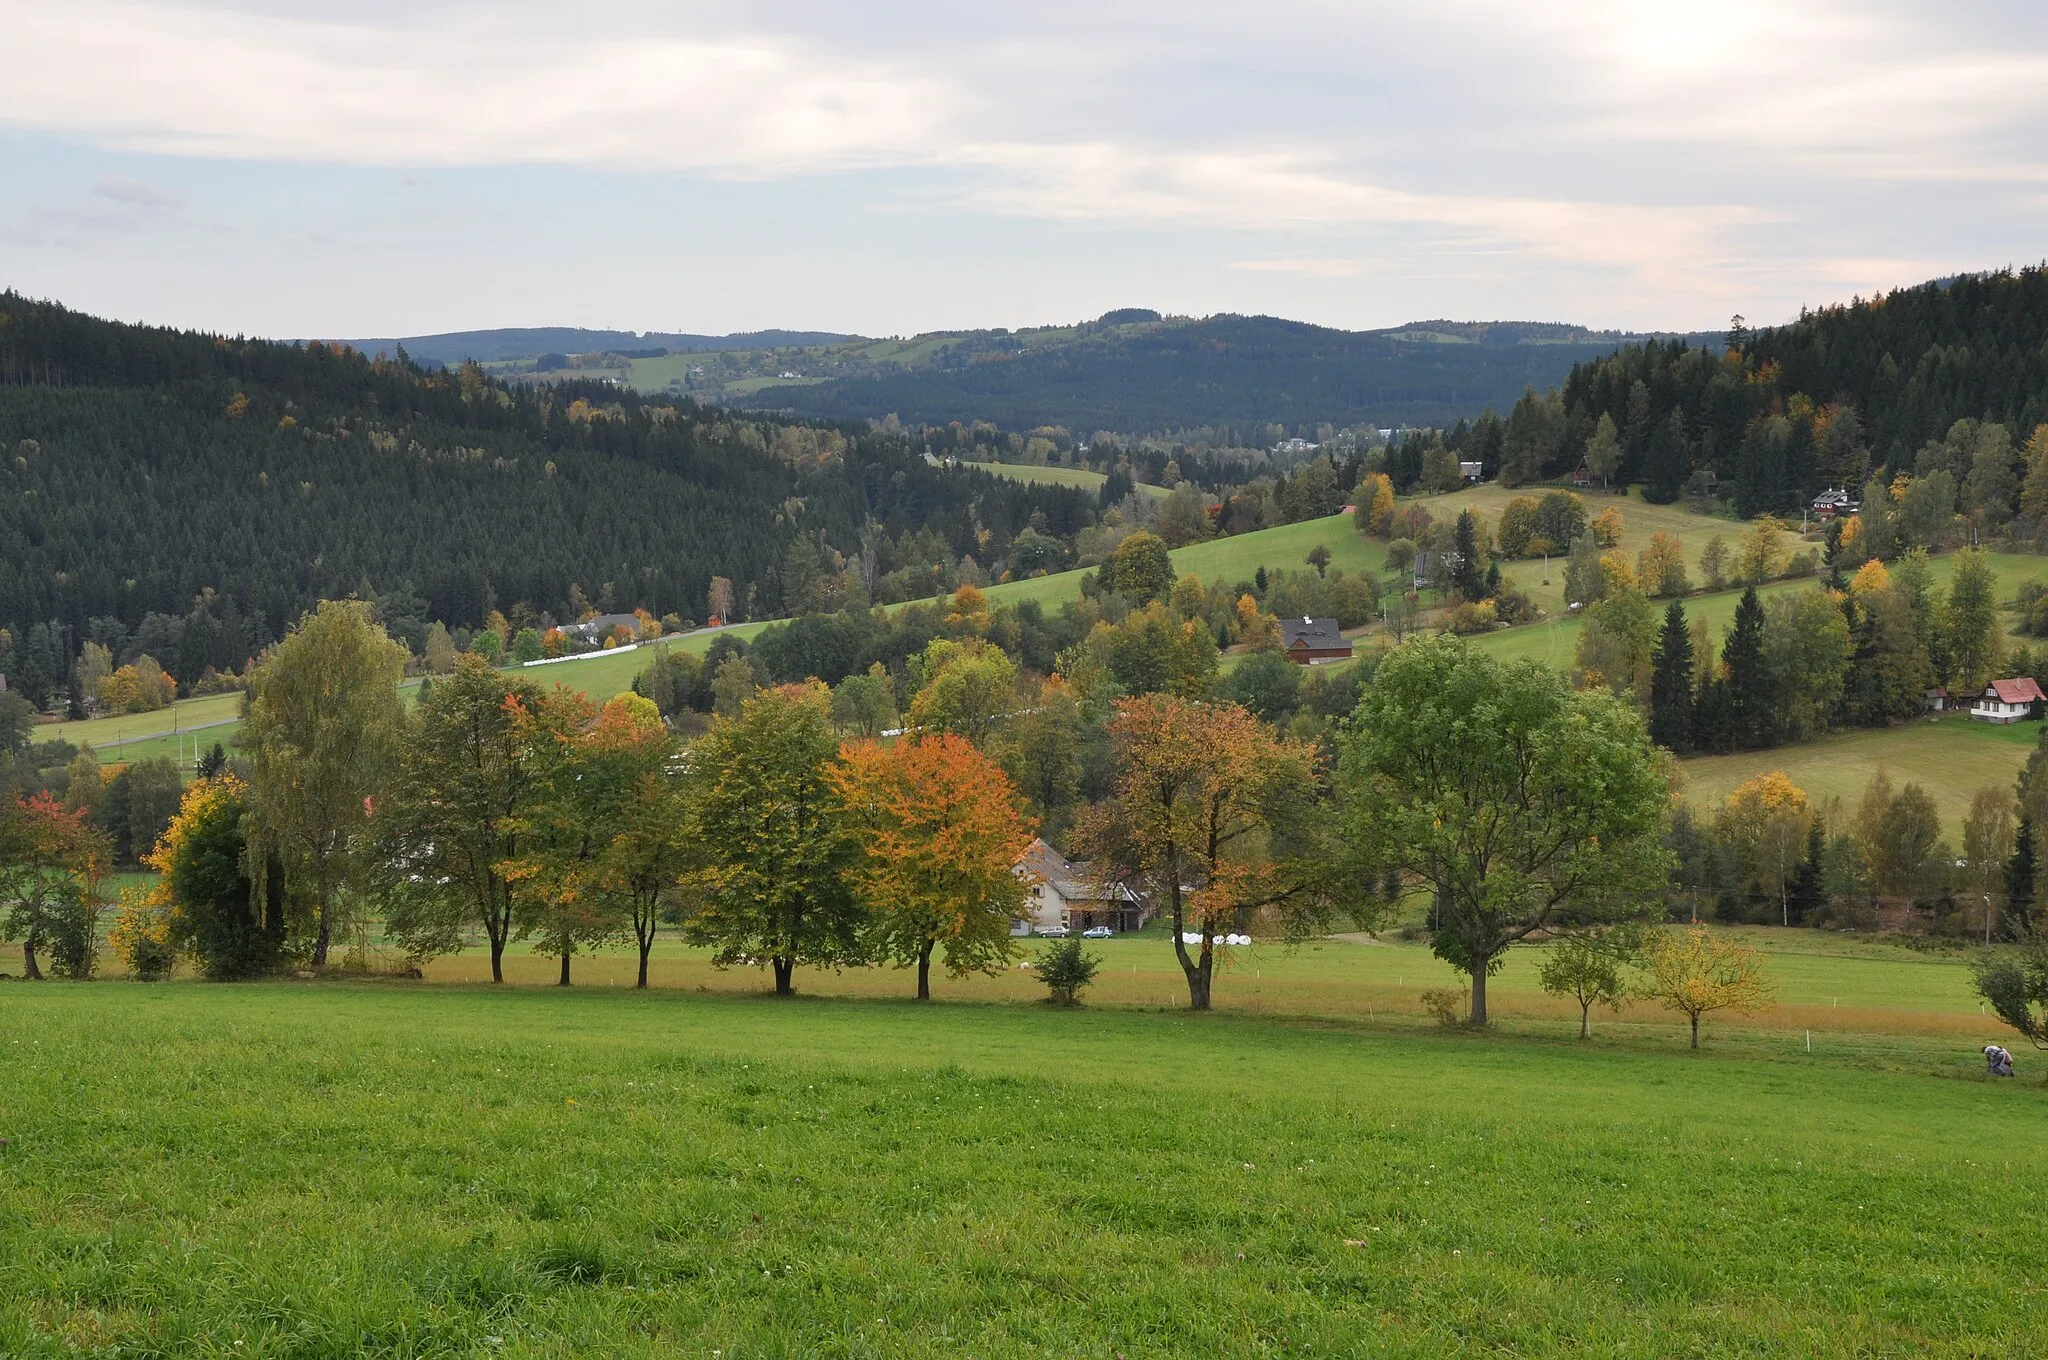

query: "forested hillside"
(1494, 268), (2048, 514)
(0, 295), (1089, 706)
(756, 313), (1676, 433)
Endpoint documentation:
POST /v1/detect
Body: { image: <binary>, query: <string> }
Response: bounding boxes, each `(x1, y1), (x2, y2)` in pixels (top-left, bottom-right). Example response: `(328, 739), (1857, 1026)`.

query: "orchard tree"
(685, 682), (863, 994)
(1538, 927), (1643, 1038)
(1641, 927), (1776, 1048)
(831, 732), (1036, 1000)
(243, 599), (409, 966)
(1074, 695), (1332, 1011)
(585, 696), (692, 988)
(498, 686), (620, 987)
(1337, 636), (1670, 1025)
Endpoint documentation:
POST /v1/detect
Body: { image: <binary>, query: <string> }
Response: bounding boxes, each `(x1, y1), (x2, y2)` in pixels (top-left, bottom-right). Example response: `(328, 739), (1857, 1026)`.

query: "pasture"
(1678, 711), (2042, 838)
(978, 462), (1172, 500)
(2, 932), (2043, 1357)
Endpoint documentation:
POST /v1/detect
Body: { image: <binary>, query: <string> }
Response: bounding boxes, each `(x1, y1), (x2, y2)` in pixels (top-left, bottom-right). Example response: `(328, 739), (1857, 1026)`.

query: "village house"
(564, 612), (643, 645)
(1811, 488), (1858, 519)
(1969, 677), (2044, 724)
(1014, 839), (1146, 934)
(1281, 617), (1353, 665)
(1458, 460), (1485, 484)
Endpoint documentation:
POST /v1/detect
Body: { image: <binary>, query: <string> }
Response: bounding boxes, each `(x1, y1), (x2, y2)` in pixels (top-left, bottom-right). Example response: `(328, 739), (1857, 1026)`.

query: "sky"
(3, 0), (2047, 340)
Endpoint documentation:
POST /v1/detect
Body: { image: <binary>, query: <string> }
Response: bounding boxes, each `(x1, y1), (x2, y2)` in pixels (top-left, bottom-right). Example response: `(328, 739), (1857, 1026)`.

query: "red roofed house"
(1970, 677), (2044, 724)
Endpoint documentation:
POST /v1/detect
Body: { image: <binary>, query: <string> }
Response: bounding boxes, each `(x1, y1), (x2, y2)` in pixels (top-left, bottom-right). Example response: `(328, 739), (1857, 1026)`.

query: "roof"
(1812, 488), (1852, 506)
(1984, 678), (2044, 705)
(570, 612), (641, 636)
(1017, 839), (1139, 904)
(1280, 617), (1349, 651)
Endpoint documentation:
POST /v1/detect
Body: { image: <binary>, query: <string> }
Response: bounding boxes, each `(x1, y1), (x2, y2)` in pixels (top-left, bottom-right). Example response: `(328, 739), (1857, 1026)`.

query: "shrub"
(1445, 601), (1498, 634)
(1420, 985), (1468, 1025)
(43, 891), (104, 980)
(1784, 549), (1820, 579)
(1491, 583), (1540, 625)
(1037, 937), (1102, 1005)
(109, 886), (177, 980)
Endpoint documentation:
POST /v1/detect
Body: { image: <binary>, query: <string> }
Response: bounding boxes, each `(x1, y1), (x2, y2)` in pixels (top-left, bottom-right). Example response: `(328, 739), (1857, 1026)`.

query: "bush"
(1420, 985), (1468, 1025)
(1445, 601), (1498, 635)
(43, 892), (104, 980)
(1784, 549), (1819, 579)
(1491, 583), (1540, 625)
(1037, 937), (1102, 1005)
(109, 887), (177, 980)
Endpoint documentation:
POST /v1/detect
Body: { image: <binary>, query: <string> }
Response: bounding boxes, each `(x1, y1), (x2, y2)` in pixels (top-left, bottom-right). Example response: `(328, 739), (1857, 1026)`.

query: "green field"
(43, 629), (779, 769)
(1679, 712), (2042, 836)
(4, 936), (2042, 1356)
(978, 462), (1171, 500)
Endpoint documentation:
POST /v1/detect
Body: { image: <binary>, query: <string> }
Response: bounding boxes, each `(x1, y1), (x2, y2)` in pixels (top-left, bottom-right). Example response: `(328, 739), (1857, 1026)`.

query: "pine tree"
(1648, 601), (1695, 752)
(1722, 587), (1773, 749)
(1788, 816), (1826, 925)
(2004, 813), (2036, 938)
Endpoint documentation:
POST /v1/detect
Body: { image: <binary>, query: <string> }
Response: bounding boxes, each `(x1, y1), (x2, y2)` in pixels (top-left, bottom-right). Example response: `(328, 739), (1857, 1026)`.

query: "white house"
(1970, 677), (2044, 724)
(1014, 839), (1146, 934)
(1458, 460), (1484, 484)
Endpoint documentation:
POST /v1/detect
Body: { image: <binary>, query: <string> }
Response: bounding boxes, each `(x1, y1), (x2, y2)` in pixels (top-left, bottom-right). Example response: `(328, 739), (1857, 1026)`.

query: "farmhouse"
(1811, 488), (1858, 519)
(1014, 839), (1146, 934)
(1969, 677), (2043, 724)
(1458, 460), (1484, 484)
(564, 613), (642, 645)
(1281, 617), (1353, 665)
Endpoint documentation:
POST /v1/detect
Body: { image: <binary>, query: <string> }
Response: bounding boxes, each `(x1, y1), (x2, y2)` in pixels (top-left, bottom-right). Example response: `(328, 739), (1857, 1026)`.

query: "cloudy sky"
(4, 0), (2046, 339)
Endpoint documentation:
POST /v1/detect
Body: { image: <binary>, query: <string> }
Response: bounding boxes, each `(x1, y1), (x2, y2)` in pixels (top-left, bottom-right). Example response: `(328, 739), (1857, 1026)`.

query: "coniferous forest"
(0, 293), (1092, 702)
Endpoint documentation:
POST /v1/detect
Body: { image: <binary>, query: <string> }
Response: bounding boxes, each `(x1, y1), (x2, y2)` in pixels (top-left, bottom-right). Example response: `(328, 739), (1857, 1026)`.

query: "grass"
(984, 511), (1386, 613)
(977, 462), (1171, 500)
(3, 940), (2044, 1357)
(1678, 712), (2042, 837)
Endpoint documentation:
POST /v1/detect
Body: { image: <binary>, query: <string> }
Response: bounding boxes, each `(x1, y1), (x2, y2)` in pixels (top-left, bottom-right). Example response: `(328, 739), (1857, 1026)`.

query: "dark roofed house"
(1280, 616), (1352, 666)
(1970, 677), (2044, 724)
(1458, 460), (1484, 484)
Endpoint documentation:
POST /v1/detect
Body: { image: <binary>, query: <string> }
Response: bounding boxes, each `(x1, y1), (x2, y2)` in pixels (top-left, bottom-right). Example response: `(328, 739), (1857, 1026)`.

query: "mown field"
(3, 931), (2043, 1357)
(979, 462), (1172, 500)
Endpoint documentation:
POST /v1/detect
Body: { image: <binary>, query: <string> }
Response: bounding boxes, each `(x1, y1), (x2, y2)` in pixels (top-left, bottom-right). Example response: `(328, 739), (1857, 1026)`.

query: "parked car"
(1081, 926), (1114, 939)
(1037, 925), (1070, 938)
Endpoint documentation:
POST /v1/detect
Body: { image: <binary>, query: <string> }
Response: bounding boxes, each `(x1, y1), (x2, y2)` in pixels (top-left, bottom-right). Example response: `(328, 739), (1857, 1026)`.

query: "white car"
(1082, 926), (1114, 939)
(1037, 925), (1070, 938)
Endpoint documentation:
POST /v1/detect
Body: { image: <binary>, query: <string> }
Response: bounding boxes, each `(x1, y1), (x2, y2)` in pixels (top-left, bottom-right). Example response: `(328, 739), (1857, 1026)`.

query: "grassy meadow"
(3, 932), (2044, 1357)
(979, 462), (1172, 500)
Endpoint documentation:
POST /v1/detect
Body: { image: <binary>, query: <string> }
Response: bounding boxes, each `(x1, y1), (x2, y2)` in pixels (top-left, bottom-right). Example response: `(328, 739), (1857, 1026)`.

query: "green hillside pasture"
(979, 461), (1171, 499)
(4, 980), (2043, 1356)
(1409, 484), (1796, 621)
(1678, 712), (2041, 837)
(41, 692), (242, 752)
(984, 511), (1387, 613)
(1468, 549), (2048, 672)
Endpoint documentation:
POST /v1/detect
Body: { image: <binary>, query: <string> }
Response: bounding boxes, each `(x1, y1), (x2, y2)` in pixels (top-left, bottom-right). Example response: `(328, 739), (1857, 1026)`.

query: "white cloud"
(3, 0), (2047, 330)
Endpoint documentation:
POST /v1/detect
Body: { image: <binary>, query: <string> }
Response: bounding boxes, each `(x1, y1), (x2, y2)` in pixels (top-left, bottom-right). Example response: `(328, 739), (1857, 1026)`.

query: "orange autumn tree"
(0, 790), (111, 980)
(1073, 695), (1330, 1011)
(830, 732), (1037, 1000)
(496, 684), (616, 986)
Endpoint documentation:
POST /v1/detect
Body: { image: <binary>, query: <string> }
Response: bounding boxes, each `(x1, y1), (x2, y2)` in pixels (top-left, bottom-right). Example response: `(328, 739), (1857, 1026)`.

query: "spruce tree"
(1722, 587), (1773, 749)
(1788, 816), (1826, 925)
(1452, 511), (1486, 600)
(1648, 601), (1695, 752)
(2004, 813), (2036, 938)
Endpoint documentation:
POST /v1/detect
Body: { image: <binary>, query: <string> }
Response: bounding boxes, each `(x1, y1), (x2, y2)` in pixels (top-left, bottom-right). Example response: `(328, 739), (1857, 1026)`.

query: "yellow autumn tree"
(1716, 772), (1813, 926)
(1641, 927), (1777, 1047)
(1353, 473), (1396, 537)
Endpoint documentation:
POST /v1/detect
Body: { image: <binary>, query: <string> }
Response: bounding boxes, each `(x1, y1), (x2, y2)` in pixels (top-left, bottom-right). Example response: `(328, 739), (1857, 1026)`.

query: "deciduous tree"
(1641, 927), (1776, 1048)
(242, 599), (409, 966)
(685, 683), (863, 995)
(1075, 695), (1330, 1010)
(0, 791), (110, 980)
(1336, 636), (1670, 1025)
(1538, 927), (1643, 1038)
(832, 733), (1035, 1000)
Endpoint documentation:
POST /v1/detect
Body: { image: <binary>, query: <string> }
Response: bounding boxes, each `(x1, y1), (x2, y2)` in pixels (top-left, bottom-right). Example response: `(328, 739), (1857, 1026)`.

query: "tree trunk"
(22, 935), (41, 981)
(312, 891), (331, 969)
(1469, 966), (1488, 1027)
(490, 935), (506, 985)
(1186, 959), (1213, 1011)
(1690, 1014), (1700, 1049)
(916, 937), (934, 1001)
(1579, 1002), (1590, 1040)
(558, 950), (571, 986)
(772, 956), (794, 996)
(637, 935), (652, 989)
